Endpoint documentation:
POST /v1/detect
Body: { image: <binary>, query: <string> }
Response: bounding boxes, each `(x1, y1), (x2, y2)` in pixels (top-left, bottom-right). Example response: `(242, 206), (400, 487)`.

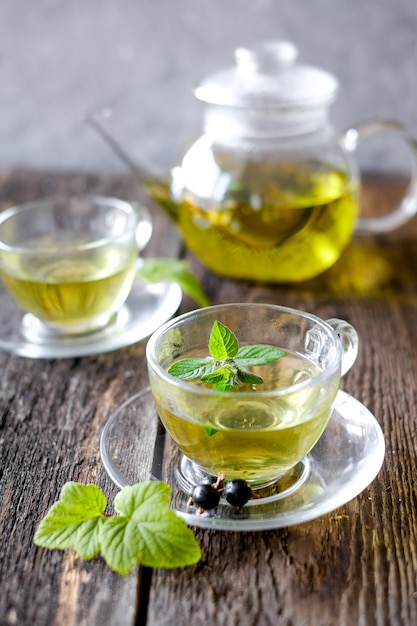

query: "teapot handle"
(342, 120), (417, 233)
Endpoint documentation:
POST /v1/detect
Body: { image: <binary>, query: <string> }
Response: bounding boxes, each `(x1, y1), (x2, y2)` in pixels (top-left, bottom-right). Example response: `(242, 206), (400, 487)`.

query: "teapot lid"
(194, 41), (338, 109)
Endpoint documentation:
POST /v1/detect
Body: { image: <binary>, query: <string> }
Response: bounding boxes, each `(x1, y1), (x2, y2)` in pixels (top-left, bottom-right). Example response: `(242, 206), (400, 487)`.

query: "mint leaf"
(209, 381), (236, 392)
(205, 426), (219, 437)
(167, 358), (215, 381)
(137, 258), (210, 308)
(167, 320), (287, 391)
(235, 367), (264, 385)
(209, 321), (238, 360)
(34, 481), (201, 574)
(201, 366), (237, 388)
(235, 345), (287, 368)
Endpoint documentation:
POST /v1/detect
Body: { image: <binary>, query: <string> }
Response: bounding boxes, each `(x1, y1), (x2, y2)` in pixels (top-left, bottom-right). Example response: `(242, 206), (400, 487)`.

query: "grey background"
(0, 0), (416, 176)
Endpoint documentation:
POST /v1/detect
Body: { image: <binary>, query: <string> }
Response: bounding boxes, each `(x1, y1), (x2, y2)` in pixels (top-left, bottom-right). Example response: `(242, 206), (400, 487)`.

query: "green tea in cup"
(146, 303), (358, 487)
(0, 195), (151, 335)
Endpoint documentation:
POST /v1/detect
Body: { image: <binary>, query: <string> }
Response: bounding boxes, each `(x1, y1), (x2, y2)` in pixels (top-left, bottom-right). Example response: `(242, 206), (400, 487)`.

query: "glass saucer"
(0, 280), (182, 359)
(100, 387), (385, 531)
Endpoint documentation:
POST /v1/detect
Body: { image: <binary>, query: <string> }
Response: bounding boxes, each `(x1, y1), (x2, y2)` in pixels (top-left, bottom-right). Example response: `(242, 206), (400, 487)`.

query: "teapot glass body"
(171, 118), (359, 283)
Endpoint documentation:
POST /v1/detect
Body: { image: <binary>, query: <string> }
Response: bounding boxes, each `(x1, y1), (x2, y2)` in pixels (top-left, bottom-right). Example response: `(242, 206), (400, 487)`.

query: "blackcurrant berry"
(223, 479), (252, 507)
(200, 477), (215, 485)
(191, 484), (221, 510)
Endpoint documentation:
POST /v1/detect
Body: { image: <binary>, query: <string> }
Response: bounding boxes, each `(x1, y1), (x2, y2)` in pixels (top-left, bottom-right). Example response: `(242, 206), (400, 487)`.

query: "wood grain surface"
(0, 170), (417, 626)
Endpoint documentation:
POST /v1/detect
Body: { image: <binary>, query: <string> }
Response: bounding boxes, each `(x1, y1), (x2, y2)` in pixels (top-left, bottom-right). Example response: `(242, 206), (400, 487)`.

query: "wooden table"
(1, 169), (417, 626)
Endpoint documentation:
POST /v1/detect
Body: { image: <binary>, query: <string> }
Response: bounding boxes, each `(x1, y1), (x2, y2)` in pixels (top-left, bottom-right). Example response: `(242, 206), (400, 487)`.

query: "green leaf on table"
(136, 258), (210, 308)
(34, 481), (201, 574)
(101, 482), (201, 572)
(33, 482), (106, 559)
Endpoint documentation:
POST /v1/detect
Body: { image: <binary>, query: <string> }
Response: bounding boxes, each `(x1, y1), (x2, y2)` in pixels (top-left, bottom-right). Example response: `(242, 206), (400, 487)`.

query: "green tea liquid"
(149, 160), (358, 283)
(1, 237), (137, 330)
(154, 349), (339, 484)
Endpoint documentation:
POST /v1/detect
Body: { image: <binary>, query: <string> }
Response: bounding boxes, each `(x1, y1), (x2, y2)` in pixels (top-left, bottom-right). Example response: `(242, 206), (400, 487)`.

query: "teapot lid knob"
(235, 41), (298, 73)
(195, 40), (338, 109)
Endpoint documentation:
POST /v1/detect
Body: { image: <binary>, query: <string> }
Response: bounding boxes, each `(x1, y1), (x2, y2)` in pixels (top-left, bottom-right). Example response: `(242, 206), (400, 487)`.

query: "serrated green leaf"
(235, 366), (264, 385)
(211, 382), (236, 391)
(114, 481), (171, 515)
(99, 517), (140, 575)
(167, 321), (287, 391)
(235, 345), (287, 367)
(124, 507), (200, 570)
(33, 501), (85, 550)
(167, 358), (215, 381)
(209, 321), (238, 360)
(100, 482), (201, 573)
(34, 481), (201, 574)
(204, 426), (219, 437)
(60, 481), (108, 512)
(33, 483), (106, 553)
(136, 258), (210, 308)
(73, 517), (103, 560)
(201, 366), (235, 386)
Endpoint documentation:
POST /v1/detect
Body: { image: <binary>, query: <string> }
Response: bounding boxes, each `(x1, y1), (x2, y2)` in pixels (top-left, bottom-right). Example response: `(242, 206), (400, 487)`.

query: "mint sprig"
(168, 320), (286, 391)
(137, 258), (210, 308)
(34, 481), (201, 574)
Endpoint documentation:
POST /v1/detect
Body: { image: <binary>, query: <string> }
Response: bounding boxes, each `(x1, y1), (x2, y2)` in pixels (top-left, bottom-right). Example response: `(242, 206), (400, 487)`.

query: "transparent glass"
(174, 121), (417, 283)
(0, 275), (182, 359)
(100, 387), (385, 531)
(174, 128), (359, 282)
(0, 195), (152, 336)
(146, 303), (359, 487)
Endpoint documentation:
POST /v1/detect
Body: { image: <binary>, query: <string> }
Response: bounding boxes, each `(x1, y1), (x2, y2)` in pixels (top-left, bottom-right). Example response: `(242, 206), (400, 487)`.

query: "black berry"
(191, 484), (221, 510)
(200, 477), (215, 485)
(223, 479), (252, 507)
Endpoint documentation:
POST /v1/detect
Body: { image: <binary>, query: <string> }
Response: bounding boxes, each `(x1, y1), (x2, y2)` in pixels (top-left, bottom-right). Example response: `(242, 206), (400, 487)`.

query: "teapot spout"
(84, 112), (179, 222)
(142, 177), (179, 222)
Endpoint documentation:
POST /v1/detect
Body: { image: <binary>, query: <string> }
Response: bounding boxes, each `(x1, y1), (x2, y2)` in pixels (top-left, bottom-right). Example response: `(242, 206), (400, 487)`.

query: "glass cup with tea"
(0, 195), (152, 339)
(146, 303), (359, 491)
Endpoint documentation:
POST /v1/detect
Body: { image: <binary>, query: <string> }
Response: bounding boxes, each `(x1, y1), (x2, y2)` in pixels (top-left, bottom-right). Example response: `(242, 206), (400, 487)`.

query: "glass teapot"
(89, 41), (417, 283)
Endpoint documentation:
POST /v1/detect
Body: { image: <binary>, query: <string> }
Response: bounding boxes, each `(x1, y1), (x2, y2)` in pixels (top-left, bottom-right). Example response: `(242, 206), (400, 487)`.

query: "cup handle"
(342, 120), (417, 233)
(326, 318), (359, 376)
(132, 202), (153, 251)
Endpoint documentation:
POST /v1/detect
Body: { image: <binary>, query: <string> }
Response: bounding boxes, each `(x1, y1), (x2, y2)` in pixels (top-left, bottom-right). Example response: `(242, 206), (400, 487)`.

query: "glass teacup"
(0, 195), (152, 337)
(146, 303), (358, 488)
